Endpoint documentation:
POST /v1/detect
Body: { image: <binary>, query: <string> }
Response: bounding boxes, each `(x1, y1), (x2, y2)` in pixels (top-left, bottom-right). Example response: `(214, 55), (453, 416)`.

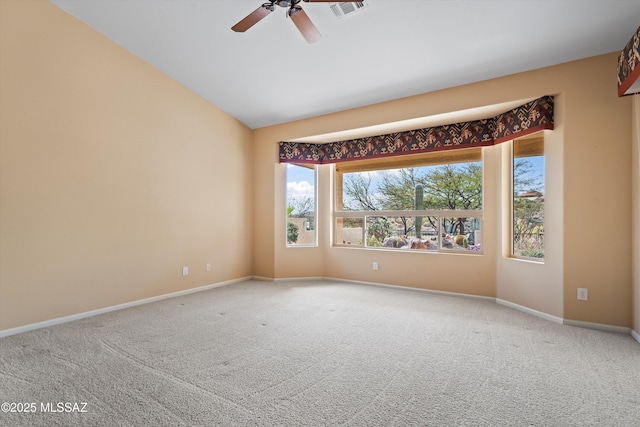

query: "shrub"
(287, 222), (299, 244)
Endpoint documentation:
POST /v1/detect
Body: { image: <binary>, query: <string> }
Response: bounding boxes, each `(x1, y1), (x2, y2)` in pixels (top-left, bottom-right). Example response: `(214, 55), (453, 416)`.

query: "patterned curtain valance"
(618, 24), (640, 97)
(279, 95), (554, 165)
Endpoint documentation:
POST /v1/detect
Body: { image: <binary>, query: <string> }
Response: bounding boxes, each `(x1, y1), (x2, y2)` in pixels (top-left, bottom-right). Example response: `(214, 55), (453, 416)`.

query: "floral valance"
(618, 24), (640, 97)
(279, 95), (554, 165)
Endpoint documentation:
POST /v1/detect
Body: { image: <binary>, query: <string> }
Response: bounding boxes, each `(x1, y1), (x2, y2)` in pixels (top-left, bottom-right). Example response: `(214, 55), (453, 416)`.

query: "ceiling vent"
(329, 1), (368, 19)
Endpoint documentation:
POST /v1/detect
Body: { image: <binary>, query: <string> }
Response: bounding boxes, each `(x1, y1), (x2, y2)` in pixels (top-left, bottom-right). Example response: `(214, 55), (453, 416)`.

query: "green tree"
(377, 168), (421, 235)
(366, 217), (393, 247)
(378, 169), (420, 210)
(513, 197), (544, 256)
(421, 163), (482, 235)
(341, 162), (483, 239)
(287, 221), (299, 244)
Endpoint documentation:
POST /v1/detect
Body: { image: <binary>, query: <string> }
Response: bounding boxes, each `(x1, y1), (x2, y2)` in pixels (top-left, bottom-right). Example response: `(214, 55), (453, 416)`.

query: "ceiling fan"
(231, 0), (358, 44)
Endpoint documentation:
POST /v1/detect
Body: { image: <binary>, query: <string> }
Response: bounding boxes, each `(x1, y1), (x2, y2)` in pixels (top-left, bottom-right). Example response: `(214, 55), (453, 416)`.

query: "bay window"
(334, 149), (483, 253)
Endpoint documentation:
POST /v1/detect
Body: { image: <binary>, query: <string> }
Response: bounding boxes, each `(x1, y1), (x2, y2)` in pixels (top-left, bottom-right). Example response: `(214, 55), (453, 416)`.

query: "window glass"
(286, 164), (316, 246)
(441, 217), (482, 252)
(336, 217), (364, 246)
(513, 136), (544, 259)
(334, 149), (482, 254)
(340, 162), (482, 212)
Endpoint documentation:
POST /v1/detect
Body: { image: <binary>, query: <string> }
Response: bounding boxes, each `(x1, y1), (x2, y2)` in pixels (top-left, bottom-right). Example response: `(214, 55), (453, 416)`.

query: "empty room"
(1, 0), (640, 425)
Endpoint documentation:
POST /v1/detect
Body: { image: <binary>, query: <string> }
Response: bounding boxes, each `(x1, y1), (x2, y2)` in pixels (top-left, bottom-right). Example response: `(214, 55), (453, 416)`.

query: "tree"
(287, 195), (315, 230)
(378, 169), (420, 210)
(513, 159), (541, 196)
(366, 217), (393, 247)
(340, 161), (483, 240)
(287, 221), (299, 244)
(287, 196), (314, 217)
(343, 173), (393, 244)
(513, 158), (544, 257)
(377, 168), (421, 235)
(513, 196), (544, 256)
(342, 174), (379, 211)
(421, 163), (482, 235)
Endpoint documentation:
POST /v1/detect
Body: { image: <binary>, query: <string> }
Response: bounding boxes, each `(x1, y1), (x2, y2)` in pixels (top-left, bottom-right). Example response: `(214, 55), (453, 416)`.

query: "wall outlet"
(182, 266), (189, 276)
(577, 287), (588, 301)
(373, 261), (379, 271)
(206, 263), (211, 272)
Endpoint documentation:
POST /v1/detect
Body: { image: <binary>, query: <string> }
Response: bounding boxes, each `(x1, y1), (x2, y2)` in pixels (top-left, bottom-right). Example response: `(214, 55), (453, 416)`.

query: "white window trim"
(334, 210), (483, 254)
(333, 154), (484, 254)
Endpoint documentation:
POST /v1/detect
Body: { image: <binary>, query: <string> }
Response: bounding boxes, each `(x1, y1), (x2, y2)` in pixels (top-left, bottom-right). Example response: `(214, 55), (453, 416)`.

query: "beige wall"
(633, 95), (640, 336)
(1, 1), (636, 333)
(320, 145), (498, 297)
(0, 0), (253, 331)
(496, 123), (563, 318)
(560, 61), (632, 327)
(254, 53), (635, 328)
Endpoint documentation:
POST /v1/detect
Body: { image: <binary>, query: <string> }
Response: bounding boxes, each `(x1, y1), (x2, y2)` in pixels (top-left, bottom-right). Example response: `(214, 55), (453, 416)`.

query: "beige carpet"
(1, 279), (639, 426)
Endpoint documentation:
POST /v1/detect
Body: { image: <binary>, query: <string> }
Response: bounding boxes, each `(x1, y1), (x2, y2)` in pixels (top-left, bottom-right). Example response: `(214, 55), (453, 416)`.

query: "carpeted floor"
(1, 279), (639, 426)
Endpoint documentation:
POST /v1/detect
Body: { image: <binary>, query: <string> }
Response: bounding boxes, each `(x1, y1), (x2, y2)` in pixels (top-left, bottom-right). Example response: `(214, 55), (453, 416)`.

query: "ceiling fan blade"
(289, 6), (322, 44)
(231, 5), (273, 32)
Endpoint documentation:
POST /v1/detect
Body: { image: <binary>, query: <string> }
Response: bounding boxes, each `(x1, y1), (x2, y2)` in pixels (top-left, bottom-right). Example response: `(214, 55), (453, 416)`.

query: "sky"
(286, 156), (545, 204)
(286, 164), (316, 201)
(516, 156), (545, 192)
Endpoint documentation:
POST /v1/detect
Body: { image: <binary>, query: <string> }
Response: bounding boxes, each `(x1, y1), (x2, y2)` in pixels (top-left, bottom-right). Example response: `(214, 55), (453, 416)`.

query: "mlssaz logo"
(40, 402), (88, 413)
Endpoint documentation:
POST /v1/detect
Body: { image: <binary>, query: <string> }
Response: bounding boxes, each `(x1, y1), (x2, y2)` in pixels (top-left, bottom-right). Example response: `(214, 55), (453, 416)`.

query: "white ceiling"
(50, 0), (640, 130)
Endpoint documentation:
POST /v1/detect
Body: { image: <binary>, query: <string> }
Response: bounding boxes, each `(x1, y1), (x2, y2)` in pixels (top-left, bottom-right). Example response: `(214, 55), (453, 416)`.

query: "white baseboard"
(274, 276), (325, 283)
(4, 275), (638, 345)
(563, 319), (631, 335)
(495, 299), (564, 325)
(251, 276), (275, 282)
(324, 276), (496, 301)
(0, 277), (250, 339)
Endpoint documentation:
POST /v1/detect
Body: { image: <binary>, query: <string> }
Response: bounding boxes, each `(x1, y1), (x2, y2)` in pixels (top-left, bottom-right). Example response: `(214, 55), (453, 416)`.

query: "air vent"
(329, 1), (367, 19)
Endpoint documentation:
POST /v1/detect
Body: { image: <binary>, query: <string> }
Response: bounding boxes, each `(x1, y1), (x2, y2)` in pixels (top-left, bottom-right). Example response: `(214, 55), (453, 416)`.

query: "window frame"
(333, 149), (484, 254)
(286, 163), (318, 248)
(510, 134), (545, 262)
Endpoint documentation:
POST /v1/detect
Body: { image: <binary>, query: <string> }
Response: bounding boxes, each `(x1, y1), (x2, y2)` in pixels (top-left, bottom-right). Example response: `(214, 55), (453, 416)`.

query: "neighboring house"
(287, 217), (315, 245)
(517, 191), (544, 201)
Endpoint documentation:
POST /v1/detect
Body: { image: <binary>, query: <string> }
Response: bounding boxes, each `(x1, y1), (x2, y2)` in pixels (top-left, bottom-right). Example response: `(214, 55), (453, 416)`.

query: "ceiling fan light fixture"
(232, 0), (363, 43)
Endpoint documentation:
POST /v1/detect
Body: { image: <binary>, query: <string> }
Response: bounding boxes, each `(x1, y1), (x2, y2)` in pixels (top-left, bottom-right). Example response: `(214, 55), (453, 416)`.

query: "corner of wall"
(632, 94), (640, 335)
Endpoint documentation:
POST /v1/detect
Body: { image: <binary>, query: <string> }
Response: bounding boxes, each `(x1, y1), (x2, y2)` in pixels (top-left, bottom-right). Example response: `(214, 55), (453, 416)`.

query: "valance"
(618, 24), (640, 97)
(279, 95), (554, 165)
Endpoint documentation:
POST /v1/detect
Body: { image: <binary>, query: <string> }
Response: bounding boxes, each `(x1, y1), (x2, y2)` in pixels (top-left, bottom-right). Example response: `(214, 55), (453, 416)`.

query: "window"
(334, 149), (483, 253)
(286, 164), (317, 246)
(512, 135), (544, 259)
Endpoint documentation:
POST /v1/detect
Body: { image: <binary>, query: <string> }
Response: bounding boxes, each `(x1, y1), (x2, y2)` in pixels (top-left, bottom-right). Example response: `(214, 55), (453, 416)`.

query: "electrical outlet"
(373, 262), (379, 271)
(577, 288), (588, 301)
(206, 263), (211, 272)
(182, 266), (189, 276)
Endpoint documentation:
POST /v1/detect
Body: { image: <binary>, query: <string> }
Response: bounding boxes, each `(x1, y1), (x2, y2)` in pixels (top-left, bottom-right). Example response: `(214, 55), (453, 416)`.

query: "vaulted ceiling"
(51, 0), (640, 129)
